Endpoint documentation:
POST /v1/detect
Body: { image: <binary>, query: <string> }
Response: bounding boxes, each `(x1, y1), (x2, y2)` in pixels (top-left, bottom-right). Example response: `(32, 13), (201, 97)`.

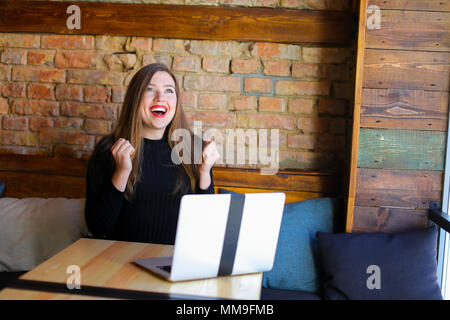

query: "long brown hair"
(113, 63), (199, 199)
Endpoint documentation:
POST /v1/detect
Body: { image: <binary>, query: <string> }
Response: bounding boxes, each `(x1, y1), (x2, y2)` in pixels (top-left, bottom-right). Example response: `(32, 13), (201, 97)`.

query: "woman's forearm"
(198, 168), (212, 190)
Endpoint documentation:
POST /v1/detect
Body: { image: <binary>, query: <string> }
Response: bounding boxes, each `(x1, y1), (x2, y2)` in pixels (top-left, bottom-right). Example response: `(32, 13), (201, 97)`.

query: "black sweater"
(84, 134), (214, 245)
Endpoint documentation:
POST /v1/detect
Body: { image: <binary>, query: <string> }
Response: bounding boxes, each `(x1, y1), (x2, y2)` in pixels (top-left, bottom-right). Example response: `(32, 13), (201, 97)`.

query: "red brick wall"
(0, 1), (355, 171)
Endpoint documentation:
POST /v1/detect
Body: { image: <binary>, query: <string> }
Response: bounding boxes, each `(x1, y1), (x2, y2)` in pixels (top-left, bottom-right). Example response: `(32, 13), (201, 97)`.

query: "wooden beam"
(358, 128), (446, 171)
(368, 0), (450, 11)
(363, 49), (450, 92)
(0, 0), (353, 45)
(346, 0), (368, 232)
(365, 10), (450, 52)
(355, 168), (443, 209)
(360, 88), (449, 131)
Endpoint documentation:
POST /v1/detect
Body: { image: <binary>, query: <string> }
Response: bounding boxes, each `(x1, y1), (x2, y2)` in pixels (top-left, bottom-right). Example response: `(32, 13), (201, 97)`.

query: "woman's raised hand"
(110, 138), (135, 192)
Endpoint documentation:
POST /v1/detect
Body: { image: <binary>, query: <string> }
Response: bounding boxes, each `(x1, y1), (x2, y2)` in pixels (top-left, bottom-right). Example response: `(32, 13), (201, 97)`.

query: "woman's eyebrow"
(148, 83), (175, 88)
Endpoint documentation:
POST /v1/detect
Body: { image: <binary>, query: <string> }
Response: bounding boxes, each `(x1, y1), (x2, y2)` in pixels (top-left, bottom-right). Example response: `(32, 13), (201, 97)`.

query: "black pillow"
(316, 226), (443, 300)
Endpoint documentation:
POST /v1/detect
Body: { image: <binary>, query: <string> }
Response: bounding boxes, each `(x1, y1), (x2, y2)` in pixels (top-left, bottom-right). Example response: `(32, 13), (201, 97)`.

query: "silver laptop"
(133, 192), (285, 282)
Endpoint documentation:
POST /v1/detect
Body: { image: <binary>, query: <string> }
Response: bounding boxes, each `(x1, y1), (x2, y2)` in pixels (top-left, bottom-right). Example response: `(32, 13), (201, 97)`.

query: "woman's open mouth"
(150, 105), (168, 118)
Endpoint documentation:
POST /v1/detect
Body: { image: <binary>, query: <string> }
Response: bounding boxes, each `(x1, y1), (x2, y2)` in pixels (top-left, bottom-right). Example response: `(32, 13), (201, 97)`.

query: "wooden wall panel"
(368, 0), (450, 11)
(363, 49), (450, 92)
(0, 0), (353, 44)
(355, 168), (443, 209)
(352, 206), (429, 233)
(365, 10), (450, 51)
(347, 1), (449, 233)
(360, 88), (449, 131)
(358, 128), (446, 170)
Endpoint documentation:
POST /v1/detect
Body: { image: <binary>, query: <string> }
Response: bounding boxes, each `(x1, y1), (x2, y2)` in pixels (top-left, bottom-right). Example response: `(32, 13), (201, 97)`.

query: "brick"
(1, 48), (27, 64)
(217, 41), (251, 57)
(0, 130), (37, 146)
(84, 119), (112, 135)
(322, 64), (350, 81)
(262, 60), (291, 76)
(0, 34), (40, 48)
(279, 150), (332, 170)
(280, 44), (301, 60)
(288, 98), (315, 114)
(67, 70), (123, 86)
(41, 35), (94, 50)
(1, 83), (26, 98)
(318, 134), (346, 151)
(180, 91), (197, 108)
(298, 117), (328, 133)
(39, 127), (93, 145)
(287, 134), (316, 149)
(152, 39), (186, 53)
(125, 37), (152, 51)
(54, 117), (83, 129)
(237, 113), (296, 129)
(282, 0), (350, 10)
(11, 99), (59, 116)
(231, 59), (259, 74)
(318, 98), (346, 115)
(84, 87), (111, 103)
(219, 0), (252, 5)
(198, 93), (227, 110)
(2, 115), (28, 130)
(55, 51), (100, 69)
(186, 40), (218, 56)
(232, 95), (257, 111)
(184, 75), (240, 92)
(104, 54), (137, 71)
(275, 80), (330, 96)
(333, 82), (353, 99)
(292, 63), (321, 79)
(112, 87), (127, 103)
(184, 111), (235, 128)
(29, 117), (53, 131)
(244, 78), (272, 93)
(12, 66), (65, 83)
(303, 47), (351, 64)
(252, 0), (279, 7)
(27, 83), (54, 100)
(258, 97), (285, 112)
(0, 65), (10, 80)
(172, 56), (201, 72)
(55, 84), (83, 101)
(27, 50), (55, 66)
(0, 97), (9, 114)
(95, 36), (127, 51)
(61, 102), (116, 120)
(329, 117), (346, 134)
(142, 54), (173, 67)
(202, 57), (230, 73)
(251, 43), (281, 59)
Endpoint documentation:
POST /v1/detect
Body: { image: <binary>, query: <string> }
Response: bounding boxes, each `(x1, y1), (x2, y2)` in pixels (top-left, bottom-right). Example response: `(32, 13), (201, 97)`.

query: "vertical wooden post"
(346, 0), (368, 233)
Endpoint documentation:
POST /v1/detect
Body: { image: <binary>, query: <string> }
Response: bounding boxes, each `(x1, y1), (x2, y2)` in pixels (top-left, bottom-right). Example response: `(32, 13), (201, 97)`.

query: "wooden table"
(0, 238), (263, 300)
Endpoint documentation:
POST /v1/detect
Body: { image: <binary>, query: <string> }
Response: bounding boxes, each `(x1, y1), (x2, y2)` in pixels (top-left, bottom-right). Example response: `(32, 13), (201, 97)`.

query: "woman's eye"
(165, 89), (174, 94)
(146, 87), (154, 93)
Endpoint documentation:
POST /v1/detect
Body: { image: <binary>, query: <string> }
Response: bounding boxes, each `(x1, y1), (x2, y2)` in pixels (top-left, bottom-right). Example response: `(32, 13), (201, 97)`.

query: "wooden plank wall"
(347, 0), (450, 233)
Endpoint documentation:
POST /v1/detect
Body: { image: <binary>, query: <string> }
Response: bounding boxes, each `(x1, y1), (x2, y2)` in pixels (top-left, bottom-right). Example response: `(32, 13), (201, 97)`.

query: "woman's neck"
(142, 126), (166, 140)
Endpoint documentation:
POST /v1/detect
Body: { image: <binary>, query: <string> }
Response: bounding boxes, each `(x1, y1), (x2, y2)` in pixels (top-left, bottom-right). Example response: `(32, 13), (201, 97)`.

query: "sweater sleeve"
(84, 137), (126, 238)
(196, 167), (215, 194)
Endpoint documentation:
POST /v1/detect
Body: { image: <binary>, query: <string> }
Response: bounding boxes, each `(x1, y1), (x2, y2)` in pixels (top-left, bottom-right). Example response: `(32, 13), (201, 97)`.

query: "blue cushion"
(316, 227), (443, 300)
(263, 197), (337, 293)
(260, 287), (322, 300)
(0, 182), (4, 197)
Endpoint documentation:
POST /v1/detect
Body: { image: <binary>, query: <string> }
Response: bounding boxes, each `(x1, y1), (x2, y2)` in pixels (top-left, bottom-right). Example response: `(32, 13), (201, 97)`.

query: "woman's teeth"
(150, 106), (167, 117)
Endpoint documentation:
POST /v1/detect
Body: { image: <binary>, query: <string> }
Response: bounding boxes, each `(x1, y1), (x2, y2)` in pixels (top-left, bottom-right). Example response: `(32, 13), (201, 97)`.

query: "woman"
(85, 63), (220, 244)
